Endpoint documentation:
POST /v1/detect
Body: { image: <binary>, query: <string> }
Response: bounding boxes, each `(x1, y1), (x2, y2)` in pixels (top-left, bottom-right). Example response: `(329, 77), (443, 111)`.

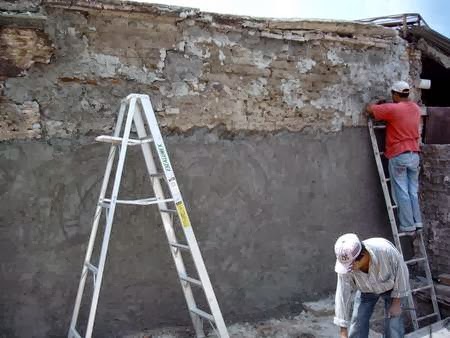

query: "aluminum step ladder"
(368, 119), (440, 330)
(68, 94), (230, 338)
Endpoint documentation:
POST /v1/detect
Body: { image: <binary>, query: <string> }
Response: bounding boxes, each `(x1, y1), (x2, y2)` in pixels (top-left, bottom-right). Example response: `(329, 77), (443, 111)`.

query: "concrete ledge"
(43, 0), (198, 16)
(43, 0), (398, 40)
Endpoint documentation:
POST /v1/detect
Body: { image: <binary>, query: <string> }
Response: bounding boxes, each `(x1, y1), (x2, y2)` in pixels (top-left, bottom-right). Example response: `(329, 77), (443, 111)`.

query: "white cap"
(334, 233), (362, 274)
(391, 81), (410, 94)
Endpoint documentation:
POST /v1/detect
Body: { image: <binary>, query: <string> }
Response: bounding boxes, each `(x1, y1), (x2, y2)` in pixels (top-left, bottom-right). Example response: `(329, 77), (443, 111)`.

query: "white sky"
(132, 0), (450, 38)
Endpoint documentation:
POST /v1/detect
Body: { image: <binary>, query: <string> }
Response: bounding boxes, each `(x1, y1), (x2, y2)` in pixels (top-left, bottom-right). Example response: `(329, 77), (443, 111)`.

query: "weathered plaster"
(0, 101), (41, 139)
(0, 0), (417, 140)
(0, 0), (42, 11)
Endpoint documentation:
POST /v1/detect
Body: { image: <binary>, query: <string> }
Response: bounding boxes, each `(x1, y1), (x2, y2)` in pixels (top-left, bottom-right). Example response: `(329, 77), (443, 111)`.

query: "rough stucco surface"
(420, 145), (450, 275)
(0, 0), (423, 337)
(0, 129), (391, 337)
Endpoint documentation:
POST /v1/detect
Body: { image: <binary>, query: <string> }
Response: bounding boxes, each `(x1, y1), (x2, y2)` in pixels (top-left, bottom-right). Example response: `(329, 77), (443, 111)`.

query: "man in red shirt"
(366, 81), (423, 233)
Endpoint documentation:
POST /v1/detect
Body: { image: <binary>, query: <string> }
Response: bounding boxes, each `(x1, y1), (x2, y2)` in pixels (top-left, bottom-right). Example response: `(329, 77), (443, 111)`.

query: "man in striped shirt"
(334, 233), (409, 338)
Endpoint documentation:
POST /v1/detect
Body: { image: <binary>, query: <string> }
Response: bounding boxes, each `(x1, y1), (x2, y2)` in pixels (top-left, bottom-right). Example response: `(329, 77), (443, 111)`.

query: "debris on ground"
(123, 296), (382, 338)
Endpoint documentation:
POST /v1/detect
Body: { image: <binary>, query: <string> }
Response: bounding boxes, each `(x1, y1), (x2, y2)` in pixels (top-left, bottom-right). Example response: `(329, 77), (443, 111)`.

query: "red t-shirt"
(371, 101), (420, 159)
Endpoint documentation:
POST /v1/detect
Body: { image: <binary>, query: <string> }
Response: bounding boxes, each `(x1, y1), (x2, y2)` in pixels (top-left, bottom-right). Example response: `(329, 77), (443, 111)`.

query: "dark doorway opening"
(420, 56), (450, 144)
(421, 56), (450, 107)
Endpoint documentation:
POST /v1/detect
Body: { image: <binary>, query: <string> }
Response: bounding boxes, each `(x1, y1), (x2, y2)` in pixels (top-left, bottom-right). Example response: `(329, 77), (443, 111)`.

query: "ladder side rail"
(139, 96), (229, 338)
(417, 232), (441, 321)
(368, 119), (419, 330)
(84, 98), (137, 338)
(132, 105), (205, 338)
(368, 120), (402, 251)
(406, 269), (419, 330)
(182, 226), (229, 337)
(68, 102), (127, 337)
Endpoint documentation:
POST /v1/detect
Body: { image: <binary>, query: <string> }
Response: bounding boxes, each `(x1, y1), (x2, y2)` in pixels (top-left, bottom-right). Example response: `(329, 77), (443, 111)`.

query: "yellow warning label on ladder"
(176, 201), (191, 228)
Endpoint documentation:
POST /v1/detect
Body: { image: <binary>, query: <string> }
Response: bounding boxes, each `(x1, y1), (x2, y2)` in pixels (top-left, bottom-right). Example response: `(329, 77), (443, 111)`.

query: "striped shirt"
(334, 238), (409, 328)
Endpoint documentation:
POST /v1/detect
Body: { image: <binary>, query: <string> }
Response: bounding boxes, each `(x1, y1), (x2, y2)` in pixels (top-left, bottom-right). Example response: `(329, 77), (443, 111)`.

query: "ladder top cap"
(125, 93), (150, 101)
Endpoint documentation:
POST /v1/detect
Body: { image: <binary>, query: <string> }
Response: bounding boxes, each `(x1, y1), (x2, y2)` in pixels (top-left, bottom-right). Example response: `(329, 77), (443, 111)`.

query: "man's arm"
(365, 103), (375, 118)
(365, 98), (387, 118)
(334, 274), (355, 337)
(391, 253), (409, 298)
(366, 102), (396, 121)
(390, 252), (409, 317)
(339, 326), (348, 338)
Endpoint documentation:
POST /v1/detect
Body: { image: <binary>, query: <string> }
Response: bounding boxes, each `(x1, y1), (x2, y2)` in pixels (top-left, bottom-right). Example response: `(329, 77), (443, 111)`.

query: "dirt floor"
(123, 295), (449, 338)
(122, 296), (383, 338)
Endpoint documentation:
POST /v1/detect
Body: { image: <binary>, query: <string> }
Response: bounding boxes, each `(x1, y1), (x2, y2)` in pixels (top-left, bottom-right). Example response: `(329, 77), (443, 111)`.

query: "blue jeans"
(388, 152), (423, 231)
(349, 290), (404, 338)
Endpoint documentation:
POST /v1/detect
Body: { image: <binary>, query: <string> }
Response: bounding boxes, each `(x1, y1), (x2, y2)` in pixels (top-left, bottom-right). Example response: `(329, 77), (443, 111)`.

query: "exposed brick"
(0, 27), (53, 80)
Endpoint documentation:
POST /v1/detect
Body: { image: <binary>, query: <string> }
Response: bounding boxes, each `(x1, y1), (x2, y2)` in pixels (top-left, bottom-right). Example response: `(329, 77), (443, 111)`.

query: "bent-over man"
(334, 233), (409, 338)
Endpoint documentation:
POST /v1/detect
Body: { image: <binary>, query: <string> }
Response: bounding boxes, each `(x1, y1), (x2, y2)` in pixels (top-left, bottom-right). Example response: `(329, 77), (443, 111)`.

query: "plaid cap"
(334, 233), (362, 274)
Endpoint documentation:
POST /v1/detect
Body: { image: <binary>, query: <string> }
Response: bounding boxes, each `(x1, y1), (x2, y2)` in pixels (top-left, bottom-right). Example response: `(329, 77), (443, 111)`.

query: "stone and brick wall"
(1, 0), (414, 142)
(421, 145), (450, 275)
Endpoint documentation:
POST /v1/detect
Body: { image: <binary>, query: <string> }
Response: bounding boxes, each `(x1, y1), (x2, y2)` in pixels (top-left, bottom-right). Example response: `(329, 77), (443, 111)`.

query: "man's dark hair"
(392, 90), (409, 98)
(355, 244), (366, 261)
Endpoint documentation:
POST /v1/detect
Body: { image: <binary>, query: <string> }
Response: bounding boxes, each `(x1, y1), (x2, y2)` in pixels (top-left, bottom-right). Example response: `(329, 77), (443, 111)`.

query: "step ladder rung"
(190, 307), (215, 322)
(95, 135), (153, 146)
(405, 257), (427, 265)
(149, 172), (164, 179)
(85, 262), (98, 274)
(385, 178), (391, 182)
(179, 274), (203, 287)
(102, 197), (174, 206)
(373, 125), (386, 129)
(412, 284), (433, 293)
(99, 201), (110, 209)
(161, 209), (178, 214)
(169, 242), (190, 251)
(69, 327), (82, 338)
(417, 312), (439, 321)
